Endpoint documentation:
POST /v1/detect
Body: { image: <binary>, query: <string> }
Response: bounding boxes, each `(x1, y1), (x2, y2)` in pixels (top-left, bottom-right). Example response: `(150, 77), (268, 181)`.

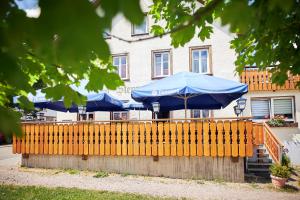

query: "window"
(152, 51), (171, 78)
(113, 55), (128, 80)
(132, 16), (148, 35)
(251, 97), (294, 120)
(79, 113), (94, 121)
(112, 112), (129, 120)
(190, 47), (211, 74)
(191, 110), (210, 118)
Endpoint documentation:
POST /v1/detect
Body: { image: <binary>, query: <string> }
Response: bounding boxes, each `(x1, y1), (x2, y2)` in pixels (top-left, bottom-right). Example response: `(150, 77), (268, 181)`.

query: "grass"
(64, 169), (80, 175)
(0, 184), (173, 200)
(93, 171), (109, 178)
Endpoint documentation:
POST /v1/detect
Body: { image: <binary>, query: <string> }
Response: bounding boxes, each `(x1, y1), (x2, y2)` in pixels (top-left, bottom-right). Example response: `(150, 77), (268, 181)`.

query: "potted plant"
(269, 163), (291, 188)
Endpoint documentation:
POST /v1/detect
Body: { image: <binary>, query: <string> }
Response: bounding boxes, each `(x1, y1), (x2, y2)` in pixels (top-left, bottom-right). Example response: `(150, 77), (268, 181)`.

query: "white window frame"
(132, 16), (149, 36)
(79, 112), (94, 121)
(191, 48), (210, 74)
(112, 111), (129, 120)
(112, 54), (129, 80)
(152, 51), (171, 78)
(271, 97), (295, 121)
(191, 109), (211, 118)
(250, 97), (295, 121)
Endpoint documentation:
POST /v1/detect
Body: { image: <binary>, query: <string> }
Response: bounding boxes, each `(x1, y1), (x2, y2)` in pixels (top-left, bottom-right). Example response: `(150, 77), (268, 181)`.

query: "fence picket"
(110, 123), (116, 155)
(152, 123), (158, 156)
(68, 125), (73, 155)
(83, 124), (89, 155)
(63, 125), (68, 155)
(116, 123), (122, 156)
(89, 124), (94, 155)
(170, 122), (177, 156)
(246, 121), (253, 157)
(133, 123), (139, 156)
(26, 125), (30, 154)
(94, 124), (99, 155)
(48, 125), (53, 155)
(145, 123), (151, 156)
(224, 121), (231, 156)
(231, 121), (238, 157)
(78, 124), (83, 155)
(217, 121), (224, 157)
(21, 125), (26, 154)
(100, 124), (105, 155)
(177, 122), (183, 156)
(105, 124), (111, 155)
(183, 122), (190, 156)
(127, 123), (133, 156)
(189, 122), (196, 156)
(73, 124), (78, 155)
(39, 124), (44, 154)
(158, 122), (164, 156)
(44, 125), (49, 154)
(210, 121), (217, 157)
(139, 123), (145, 156)
(164, 122), (170, 156)
(203, 121), (210, 156)
(196, 122), (203, 156)
(53, 125), (58, 155)
(122, 123), (128, 156)
(238, 121), (246, 157)
(34, 125), (39, 154)
(58, 125), (63, 155)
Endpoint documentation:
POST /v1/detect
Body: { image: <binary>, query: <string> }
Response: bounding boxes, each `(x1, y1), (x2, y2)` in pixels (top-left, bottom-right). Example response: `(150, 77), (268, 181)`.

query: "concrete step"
(247, 168), (270, 172)
(247, 162), (272, 166)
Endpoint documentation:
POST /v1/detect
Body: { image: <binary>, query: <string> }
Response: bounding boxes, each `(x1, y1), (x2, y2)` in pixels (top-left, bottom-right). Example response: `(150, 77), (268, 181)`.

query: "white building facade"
(47, 1), (300, 130)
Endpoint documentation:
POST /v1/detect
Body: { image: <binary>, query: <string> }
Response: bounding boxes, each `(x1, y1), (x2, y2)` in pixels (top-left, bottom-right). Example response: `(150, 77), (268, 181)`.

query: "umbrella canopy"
(14, 80), (124, 112)
(132, 72), (248, 116)
(122, 99), (150, 111)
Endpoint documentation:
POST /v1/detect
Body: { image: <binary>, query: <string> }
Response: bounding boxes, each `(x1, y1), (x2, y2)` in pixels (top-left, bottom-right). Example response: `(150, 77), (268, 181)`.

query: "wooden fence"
(263, 122), (284, 164)
(240, 70), (300, 91)
(13, 119), (264, 158)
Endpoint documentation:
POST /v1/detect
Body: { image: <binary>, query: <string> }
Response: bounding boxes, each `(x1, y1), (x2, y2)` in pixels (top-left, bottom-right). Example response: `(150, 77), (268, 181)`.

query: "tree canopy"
(1, 0), (299, 136)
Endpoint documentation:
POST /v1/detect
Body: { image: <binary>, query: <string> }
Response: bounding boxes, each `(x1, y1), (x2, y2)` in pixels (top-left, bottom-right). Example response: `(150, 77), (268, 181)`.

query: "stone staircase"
(246, 145), (272, 180)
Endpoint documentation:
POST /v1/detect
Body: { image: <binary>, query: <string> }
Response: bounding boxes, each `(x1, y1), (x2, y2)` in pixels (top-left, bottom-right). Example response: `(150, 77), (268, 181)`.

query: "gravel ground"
(1, 167), (300, 200)
(0, 146), (299, 200)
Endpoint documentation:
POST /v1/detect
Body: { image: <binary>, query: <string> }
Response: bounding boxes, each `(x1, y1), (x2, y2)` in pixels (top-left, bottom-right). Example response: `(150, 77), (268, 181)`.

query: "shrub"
(270, 164), (291, 179)
(267, 118), (285, 127)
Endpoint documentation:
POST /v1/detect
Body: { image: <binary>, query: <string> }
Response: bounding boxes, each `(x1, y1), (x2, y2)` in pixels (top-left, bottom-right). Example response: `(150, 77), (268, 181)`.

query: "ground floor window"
(191, 110), (211, 118)
(112, 112), (129, 120)
(251, 97), (294, 121)
(78, 113), (94, 121)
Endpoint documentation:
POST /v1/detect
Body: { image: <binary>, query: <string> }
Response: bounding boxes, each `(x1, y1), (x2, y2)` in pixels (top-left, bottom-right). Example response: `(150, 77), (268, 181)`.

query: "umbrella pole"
(184, 97), (188, 119)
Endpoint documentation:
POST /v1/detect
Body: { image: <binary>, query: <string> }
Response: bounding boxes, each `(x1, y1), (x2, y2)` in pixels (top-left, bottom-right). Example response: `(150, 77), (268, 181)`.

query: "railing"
(240, 70), (300, 91)
(12, 118), (260, 158)
(263, 122), (284, 164)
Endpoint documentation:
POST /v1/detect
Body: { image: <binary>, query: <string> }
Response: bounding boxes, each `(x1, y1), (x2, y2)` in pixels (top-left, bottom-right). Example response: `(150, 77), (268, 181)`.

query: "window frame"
(250, 96), (295, 121)
(189, 45), (212, 75)
(112, 53), (130, 81)
(151, 49), (172, 79)
(111, 111), (130, 120)
(190, 109), (213, 118)
(131, 15), (149, 36)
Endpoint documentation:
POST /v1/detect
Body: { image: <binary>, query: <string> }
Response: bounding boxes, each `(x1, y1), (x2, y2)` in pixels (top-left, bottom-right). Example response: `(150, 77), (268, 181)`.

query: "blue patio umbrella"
(122, 99), (150, 111)
(13, 80), (124, 112)
(132, 72), (248, 118)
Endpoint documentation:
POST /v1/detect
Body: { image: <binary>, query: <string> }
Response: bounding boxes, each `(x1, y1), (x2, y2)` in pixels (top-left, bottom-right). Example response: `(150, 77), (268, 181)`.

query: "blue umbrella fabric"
(122, 99), (151, 111)
(132, 72), (248, 115)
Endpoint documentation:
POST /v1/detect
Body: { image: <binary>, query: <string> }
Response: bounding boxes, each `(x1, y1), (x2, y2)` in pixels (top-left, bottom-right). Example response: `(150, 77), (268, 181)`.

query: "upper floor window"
(113, 54), (129, 80)
(190, 46), (211, 74)
(132, 16), (148, 35)
(152, 50), (171, 78)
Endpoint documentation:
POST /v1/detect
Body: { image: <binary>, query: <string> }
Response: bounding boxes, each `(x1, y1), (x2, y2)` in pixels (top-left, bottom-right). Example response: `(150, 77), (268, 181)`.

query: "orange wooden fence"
(263, 122), (284, 164)
(13, 120), (264, 158)
(240, 70), (300, 91)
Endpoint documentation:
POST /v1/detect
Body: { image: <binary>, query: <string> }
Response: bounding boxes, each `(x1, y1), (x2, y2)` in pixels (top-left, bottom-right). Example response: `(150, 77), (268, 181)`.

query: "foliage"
(93, 171), (109, 178)
(270, 164), (291, 179)
(2, 0), (300, 137)
(281, 154), (291, 169)
(150, 0), (300, 87)
(267, 118), (285, 127)
(0, 184), (170, 200)
(0, 0), (145, 136)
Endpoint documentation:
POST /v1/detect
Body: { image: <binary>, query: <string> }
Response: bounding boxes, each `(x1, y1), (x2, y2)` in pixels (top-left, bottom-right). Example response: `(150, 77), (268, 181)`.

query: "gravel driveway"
(0, 146), (299, 200)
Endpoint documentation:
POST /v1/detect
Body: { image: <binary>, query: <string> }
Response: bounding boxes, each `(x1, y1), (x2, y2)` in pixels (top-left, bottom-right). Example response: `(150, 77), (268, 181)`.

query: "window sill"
(151, 76), (169, 80)
(131, 33), (149, 37)
(121, 78), (130, 82)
